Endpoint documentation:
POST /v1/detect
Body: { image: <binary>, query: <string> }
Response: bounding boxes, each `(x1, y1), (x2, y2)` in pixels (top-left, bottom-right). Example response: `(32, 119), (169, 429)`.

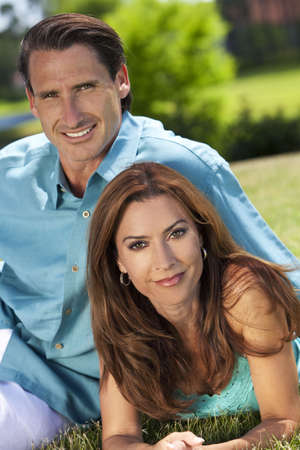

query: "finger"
(165, 432), (205, 448)
(166, 440), (186, 449)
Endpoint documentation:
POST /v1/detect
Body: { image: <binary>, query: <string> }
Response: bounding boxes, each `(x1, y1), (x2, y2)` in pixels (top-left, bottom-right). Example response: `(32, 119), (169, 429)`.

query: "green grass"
(203, 63), (300, 123)
(0, 98), (29, 116)
(37, 413), (300, 449)
(231, 151), (300, 258)
(37, 152), (300, 449)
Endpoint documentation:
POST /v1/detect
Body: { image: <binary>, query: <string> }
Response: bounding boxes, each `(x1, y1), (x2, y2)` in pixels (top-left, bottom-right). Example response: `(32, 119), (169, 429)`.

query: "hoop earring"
(201, 247), (207, 261)
(120, 272), (131, 286)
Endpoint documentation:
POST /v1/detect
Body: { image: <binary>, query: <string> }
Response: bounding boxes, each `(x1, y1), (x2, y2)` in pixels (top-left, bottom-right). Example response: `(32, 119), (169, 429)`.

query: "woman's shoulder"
(222, 257), (291, 352)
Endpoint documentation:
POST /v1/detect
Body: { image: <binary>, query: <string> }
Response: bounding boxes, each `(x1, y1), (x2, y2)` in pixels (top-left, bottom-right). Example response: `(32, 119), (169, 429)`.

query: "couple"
(0, 12), (299, 450)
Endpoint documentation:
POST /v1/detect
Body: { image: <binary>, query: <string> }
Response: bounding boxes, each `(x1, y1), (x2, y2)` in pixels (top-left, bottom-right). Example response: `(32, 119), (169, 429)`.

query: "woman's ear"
(117, 258), (127, 274)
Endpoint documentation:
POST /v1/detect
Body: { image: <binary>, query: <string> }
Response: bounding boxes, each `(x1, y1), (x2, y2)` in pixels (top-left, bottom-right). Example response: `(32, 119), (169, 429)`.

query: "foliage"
(105, 0), (235, 139)
(228, 22), (300, 71)
(216, 0), (300, 71)
(0, 29), (24, 100)
(50, 0), (120, 17)
(222, 107), (300, 162)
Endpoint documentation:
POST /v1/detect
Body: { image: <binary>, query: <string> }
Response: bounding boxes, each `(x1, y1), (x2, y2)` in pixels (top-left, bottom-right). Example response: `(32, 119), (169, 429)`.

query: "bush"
(220, 108), (300, 161)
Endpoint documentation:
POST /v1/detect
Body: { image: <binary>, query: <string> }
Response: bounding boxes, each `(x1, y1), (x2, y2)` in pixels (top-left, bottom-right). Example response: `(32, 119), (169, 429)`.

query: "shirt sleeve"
(204, 159), (300, 292)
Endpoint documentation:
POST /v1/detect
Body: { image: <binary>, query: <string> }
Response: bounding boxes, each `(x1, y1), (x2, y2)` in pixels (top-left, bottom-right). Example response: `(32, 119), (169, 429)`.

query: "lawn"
(38, 409), (300, 449)
(231, 151), (300, 258)
(202, 62), (300, 123)
(37, 152), (300, 449)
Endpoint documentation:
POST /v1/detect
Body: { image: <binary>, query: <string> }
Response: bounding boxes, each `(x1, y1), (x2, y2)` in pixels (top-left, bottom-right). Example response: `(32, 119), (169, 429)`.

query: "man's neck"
(61, 159), (101, 198)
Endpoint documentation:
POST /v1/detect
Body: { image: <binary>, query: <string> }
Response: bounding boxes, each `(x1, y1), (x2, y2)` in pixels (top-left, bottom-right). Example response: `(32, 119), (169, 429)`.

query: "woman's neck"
(156, 299), (200, 348)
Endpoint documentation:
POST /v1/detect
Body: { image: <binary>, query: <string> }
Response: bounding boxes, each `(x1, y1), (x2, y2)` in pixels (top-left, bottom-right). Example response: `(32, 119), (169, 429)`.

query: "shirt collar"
(57, 164), (72, 193)
(95, 111), (143, 183)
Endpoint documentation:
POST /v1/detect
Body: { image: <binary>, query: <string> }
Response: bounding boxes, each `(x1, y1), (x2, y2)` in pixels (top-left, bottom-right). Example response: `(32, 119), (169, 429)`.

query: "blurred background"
(0, 0), (299, 255)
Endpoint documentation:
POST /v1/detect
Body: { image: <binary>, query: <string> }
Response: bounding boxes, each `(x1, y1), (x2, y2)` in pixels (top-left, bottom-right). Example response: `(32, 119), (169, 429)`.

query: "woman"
(87, 162), (300, 449)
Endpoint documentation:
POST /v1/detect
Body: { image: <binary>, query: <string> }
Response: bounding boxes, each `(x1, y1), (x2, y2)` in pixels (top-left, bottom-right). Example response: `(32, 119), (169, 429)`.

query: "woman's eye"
(129, 241), (147, 250)
(79, 83), (93, 91)
(170, 228), (186, 239)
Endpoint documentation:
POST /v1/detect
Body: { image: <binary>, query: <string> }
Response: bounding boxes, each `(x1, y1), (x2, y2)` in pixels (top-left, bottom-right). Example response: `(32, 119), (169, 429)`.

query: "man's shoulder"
(133, 114), (228, 173)
(0, 133), (54, 169)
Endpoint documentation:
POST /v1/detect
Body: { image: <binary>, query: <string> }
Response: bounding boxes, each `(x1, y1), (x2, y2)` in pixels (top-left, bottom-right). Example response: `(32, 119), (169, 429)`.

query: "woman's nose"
(153, 242), (176, 271)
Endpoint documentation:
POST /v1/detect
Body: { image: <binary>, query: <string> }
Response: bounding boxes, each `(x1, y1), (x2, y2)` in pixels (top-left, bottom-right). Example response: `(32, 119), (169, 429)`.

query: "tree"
(105, 0), (235, 142)
(51, 0), (120, 17)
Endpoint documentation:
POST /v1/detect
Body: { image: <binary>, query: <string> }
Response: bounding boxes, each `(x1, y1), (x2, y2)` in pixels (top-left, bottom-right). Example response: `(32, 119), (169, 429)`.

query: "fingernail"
(193, 437), (205, 443)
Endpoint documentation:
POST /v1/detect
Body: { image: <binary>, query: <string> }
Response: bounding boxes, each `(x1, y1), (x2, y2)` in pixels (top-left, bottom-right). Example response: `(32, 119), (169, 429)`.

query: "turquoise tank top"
(179, 338), (300, 418)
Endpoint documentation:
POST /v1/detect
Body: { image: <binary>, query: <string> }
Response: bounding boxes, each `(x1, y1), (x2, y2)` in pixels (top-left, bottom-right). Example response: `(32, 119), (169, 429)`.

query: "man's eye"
(170, 228), (186, 239)
(42, 92), (58, 99)
(129, 241), (147, 250)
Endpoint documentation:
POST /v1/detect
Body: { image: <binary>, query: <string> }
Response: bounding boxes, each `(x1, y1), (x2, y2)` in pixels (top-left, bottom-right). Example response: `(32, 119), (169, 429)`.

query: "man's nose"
(61, 97), (82, 128)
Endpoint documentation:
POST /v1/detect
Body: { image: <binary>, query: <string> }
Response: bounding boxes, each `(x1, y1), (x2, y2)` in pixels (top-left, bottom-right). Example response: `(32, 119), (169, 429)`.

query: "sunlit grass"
(202, 62), (300, 123)
(38, 412), (300, 449)
(231, 151), (300, 258)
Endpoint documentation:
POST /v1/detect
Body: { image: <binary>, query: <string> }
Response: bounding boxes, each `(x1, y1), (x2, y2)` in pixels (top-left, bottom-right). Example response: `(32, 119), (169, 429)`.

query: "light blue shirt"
(0, 111), (299, 423)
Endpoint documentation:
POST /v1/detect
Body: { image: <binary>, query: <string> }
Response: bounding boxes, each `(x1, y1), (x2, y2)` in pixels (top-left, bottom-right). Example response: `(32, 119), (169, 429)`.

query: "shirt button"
(55, 343), (64, 350)
(82, 210), (90, 218)
(72, 265), (79, 272)
(65, 308), (72, 316)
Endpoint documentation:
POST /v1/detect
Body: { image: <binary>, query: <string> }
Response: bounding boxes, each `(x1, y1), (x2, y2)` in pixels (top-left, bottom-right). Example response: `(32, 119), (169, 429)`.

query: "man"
(0, 13), (299, 450)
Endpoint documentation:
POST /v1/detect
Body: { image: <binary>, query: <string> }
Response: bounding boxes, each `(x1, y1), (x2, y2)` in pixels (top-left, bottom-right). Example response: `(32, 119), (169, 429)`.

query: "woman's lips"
(155, 272), (184, 287)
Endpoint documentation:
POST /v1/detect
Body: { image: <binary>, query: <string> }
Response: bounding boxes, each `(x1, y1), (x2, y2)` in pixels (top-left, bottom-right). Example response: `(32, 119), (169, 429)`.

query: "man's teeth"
(66, 127), (92, 138)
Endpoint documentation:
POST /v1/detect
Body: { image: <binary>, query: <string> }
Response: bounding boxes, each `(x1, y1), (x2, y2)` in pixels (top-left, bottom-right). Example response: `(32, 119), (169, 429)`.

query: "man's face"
(26, 44), (130, 171)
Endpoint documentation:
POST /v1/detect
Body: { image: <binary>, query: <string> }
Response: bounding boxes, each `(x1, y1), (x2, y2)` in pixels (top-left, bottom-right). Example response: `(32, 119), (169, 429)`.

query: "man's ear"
(26, 87), (39, 119)
(116, 64), (130, 99)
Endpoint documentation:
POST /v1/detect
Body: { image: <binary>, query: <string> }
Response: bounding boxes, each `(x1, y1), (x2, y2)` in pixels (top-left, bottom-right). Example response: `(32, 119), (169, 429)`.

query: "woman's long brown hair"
(87, 162), (299, 420)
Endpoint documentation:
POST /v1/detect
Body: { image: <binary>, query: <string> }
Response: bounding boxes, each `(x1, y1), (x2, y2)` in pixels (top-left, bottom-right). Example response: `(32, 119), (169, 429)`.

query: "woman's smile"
(154, 271), (185, 287)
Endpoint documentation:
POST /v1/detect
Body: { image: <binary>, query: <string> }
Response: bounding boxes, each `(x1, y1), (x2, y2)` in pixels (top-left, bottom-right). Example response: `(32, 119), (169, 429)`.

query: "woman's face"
(115, 194), (204, 312)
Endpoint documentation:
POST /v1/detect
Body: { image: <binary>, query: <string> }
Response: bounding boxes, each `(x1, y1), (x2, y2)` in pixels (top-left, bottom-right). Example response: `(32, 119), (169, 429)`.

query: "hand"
(153, 431), (204, 449)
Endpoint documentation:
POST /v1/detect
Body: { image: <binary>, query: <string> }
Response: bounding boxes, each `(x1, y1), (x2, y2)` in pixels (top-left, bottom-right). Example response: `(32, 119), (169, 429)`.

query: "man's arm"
(206, 158), (300, 289)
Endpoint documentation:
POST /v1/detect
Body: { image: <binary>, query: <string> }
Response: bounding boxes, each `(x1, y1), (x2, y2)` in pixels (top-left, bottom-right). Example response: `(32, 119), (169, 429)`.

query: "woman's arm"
(100, 366), (204, 450)
(213, 288), (300, 449)
(100, 365), (146, 450)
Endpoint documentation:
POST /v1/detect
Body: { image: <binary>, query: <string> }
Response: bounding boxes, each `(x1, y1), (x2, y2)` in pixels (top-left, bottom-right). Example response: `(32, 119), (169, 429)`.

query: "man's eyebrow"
(36, 80), (100, 98)
(73, 80), (100, 89)
(122, 219), (188, 243)
(36, 89), (58, 98)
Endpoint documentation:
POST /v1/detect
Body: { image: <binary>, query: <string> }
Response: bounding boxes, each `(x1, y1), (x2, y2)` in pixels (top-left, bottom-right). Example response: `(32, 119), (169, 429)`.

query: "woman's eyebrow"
(122, 219), (188, 243)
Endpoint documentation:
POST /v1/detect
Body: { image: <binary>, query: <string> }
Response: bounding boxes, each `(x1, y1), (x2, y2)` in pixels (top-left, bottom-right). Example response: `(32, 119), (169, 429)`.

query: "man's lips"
(63, 124), (96, 138)
(154, 272), (184, 287)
